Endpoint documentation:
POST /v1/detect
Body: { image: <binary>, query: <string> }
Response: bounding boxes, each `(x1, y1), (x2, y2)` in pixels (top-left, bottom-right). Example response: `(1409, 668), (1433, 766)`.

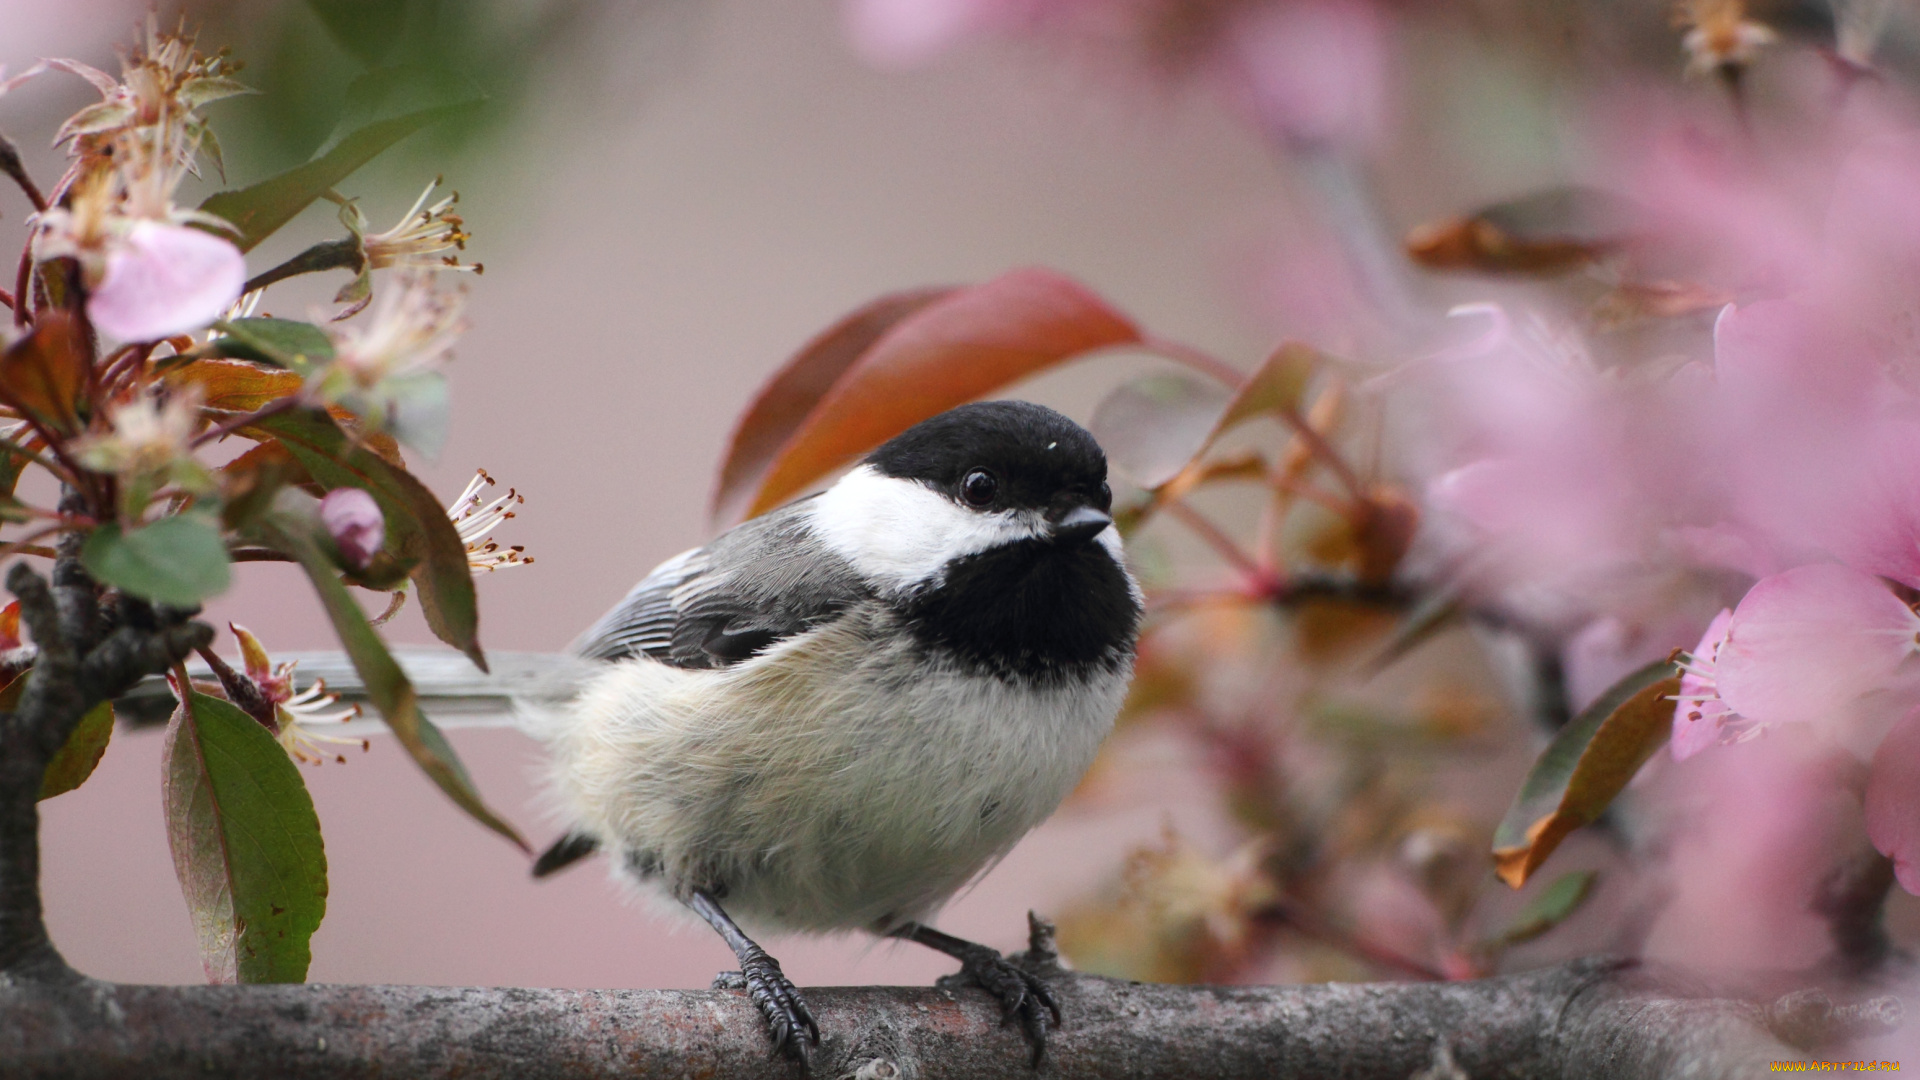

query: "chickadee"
(525, 400), (1142, 1066)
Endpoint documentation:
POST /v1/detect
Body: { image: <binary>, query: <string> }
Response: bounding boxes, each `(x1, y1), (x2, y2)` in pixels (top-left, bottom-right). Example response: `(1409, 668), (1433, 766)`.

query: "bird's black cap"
(865, 401), (1111, 515)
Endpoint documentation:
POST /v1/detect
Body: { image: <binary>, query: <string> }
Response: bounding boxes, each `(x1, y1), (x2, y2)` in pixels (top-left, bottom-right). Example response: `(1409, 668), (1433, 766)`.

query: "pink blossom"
(1217, 0), (1390, 149)
(1691, 297), (1920, 589)
(1671, 608), (1734, 761)
(87, 220), (245, 343)
(841, 0), (1041, 67)
(320, 488), (385, 570)
(1646, 734), (1862, 972)
(1715, 564), (1920, 729)
(1867, 707), (1920, 894)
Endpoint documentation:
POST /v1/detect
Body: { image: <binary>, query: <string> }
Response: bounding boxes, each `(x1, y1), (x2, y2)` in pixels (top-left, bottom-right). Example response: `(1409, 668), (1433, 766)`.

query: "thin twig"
(0, 432), (73, 484)
(1273, 407), (1365, 500)
(0, 525), (66, 564)
(95, 344), (148, 400)
(191, 395), (303, 448)
(1163, 497), (1274, 587)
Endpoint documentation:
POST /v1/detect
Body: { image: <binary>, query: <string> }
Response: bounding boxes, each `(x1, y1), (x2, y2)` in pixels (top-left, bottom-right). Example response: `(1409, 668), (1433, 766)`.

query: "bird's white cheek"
(808, 465), (1036, 592)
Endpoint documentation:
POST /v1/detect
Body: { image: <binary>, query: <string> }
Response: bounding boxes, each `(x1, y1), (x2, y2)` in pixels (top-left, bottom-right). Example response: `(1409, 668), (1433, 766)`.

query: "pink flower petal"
(1672, 608), (1735, 761)
(1716, 564), (1920, 728)
(1867, 706), (1920, 895)
(88, 221), (246, 343)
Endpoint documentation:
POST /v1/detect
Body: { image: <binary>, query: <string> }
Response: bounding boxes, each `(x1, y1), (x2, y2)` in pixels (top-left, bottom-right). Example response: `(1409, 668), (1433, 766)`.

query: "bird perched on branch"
(526, 400), (1141, 1067)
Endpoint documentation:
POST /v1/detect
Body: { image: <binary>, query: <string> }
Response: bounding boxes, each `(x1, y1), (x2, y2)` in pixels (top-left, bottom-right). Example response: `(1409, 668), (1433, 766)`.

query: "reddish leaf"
(0, 313), (88, 435)
(1406, 187), (1632, 276)
(168, 359), (303, 414)
(741, 268), (1142, 518)
(712, 286), (953, 525)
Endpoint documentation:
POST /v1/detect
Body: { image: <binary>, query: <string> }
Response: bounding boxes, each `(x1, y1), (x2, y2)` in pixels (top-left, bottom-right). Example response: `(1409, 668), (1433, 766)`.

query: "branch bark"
(0, 957), (1843, 1079)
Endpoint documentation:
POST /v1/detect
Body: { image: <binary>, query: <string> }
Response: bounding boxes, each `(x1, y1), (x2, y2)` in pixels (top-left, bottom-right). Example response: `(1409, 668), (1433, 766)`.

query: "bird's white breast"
(535, 608), (1131, 934)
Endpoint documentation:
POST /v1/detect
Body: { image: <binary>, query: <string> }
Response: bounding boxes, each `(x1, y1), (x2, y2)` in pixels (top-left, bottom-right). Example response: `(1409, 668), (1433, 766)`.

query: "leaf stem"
(240, 237), (363, 297)
(0, 433), (73, 486)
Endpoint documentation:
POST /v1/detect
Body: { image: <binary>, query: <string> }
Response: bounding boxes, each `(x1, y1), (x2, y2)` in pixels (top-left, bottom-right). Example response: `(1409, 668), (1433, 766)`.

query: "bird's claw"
(714, 948), (821, 1068)
(937, 943), (1062, 1066)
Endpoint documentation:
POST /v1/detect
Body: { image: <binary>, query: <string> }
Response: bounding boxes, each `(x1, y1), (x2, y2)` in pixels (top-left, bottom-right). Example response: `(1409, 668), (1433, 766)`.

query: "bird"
(521, 399), (1143, 1067)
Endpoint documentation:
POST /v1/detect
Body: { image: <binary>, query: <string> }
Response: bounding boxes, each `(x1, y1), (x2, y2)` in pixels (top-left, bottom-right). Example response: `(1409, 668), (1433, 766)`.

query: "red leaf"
(712, 286), (953, 526)
(0, 312), (88, 435)
(739, 268), (1143, 519)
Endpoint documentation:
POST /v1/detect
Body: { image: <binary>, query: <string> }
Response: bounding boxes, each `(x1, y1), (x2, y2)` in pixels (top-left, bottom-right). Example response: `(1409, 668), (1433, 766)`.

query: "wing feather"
(570, 500), (870, 668)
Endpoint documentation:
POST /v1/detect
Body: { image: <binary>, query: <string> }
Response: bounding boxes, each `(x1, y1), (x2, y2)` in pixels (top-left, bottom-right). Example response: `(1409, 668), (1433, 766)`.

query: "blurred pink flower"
(87, 219), (245, 343)
(842, 0), (1045, 67)
(319, 488), (385, 570)
(1710, 300), (1920, 588)
(1867, 707), (1920, 894)
(1647, 734), (1862, 972)
(1216, 0), (1389, 149)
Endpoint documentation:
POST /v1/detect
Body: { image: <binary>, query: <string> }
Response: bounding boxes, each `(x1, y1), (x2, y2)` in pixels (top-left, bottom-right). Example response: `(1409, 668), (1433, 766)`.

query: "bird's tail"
(116, 647), (596, 733)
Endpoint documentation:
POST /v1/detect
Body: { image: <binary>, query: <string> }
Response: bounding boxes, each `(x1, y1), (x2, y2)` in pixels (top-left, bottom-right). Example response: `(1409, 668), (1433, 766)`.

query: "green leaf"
(198, 98), (482, 253)
(1090, 343), (1320, 492)
(1089, 373), (1233, 490)
(82, 516), (233, 607)
(162, 690), (328, 984)
(251, 409), (483, 671)
(40, 700), (113, 800)
(209, 318), (336, 376)
(1491, 869), (1598, 949)
(1364, 588), (1465, 674)
(1493, 658), (1681, 888)
(260, 508), (526, 852)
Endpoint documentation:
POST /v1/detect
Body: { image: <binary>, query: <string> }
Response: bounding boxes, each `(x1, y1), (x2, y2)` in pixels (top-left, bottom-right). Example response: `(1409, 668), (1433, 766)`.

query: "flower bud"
(320, 487), (384, 570)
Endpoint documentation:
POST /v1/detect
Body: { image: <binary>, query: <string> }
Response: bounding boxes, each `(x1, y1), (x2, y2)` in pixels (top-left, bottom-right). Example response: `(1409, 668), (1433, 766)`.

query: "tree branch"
(0, 957), (1857, 1079)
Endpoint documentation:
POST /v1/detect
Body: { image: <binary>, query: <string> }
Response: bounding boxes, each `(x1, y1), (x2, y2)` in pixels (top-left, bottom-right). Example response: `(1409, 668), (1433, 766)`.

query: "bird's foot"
(936, 942), (1062, 1066)
(713, 947), (821, 1068)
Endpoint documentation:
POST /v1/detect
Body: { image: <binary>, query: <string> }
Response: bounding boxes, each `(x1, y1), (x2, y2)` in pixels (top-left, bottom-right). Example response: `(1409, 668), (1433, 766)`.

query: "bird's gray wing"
(570, 500), (871, 669)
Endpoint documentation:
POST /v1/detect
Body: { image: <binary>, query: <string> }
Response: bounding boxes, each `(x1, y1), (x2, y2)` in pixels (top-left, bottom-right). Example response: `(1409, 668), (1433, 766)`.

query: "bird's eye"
(1097, 481), (1112, 511)
(961, 469), (998, 507)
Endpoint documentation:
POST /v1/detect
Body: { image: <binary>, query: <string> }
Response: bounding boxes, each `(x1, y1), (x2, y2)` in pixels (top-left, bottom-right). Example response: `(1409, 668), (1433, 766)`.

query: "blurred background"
(10, 0), (1918, 995)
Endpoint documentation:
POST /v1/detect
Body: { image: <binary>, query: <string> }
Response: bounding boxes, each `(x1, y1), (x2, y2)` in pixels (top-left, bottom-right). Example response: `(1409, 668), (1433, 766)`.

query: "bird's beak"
(1049, 505), (1113, 546)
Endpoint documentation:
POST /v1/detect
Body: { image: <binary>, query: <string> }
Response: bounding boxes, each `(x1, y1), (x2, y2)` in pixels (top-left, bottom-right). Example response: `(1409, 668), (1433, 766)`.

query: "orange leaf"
(712, 285), (953, 525)
(1492, 660), (1681, 888)
(0, 313), (88, 435)
(167, 359), (302, 414)
(740, 268), (1143, 519)
(1405, 187), (1631, 277)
